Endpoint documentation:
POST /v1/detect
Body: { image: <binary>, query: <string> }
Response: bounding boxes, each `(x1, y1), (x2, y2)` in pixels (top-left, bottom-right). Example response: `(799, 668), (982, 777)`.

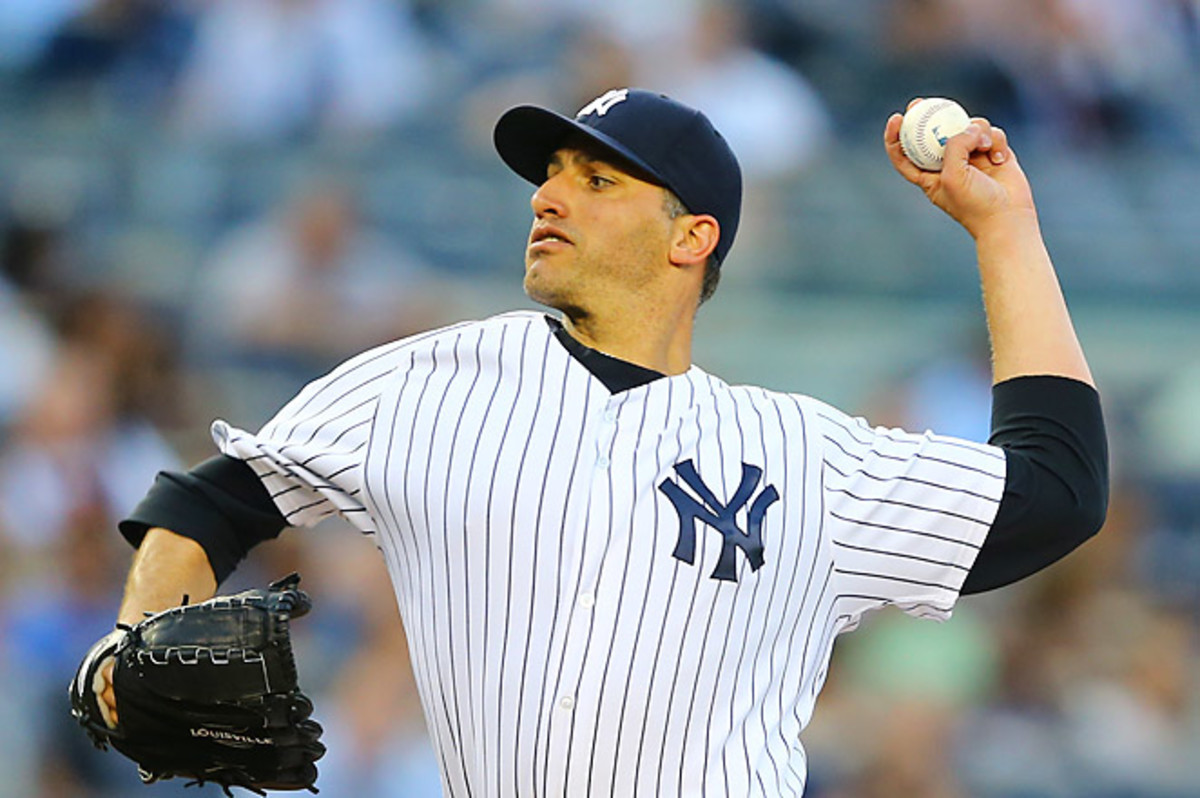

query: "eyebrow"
(547, 148), (607, 170)
(546, 145), (660, 186)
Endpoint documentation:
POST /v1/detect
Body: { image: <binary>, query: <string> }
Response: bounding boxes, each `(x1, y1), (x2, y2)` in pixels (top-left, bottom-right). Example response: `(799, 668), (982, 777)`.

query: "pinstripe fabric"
(213, 311), (1006, 797)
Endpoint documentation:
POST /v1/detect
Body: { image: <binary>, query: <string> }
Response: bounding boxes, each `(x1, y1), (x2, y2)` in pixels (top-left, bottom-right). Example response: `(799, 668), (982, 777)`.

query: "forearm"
(117, 527), (217, 626)
(975, 210), (1094, 387)
(120, 455), (288, 587)
(884, 105), (1095, 389)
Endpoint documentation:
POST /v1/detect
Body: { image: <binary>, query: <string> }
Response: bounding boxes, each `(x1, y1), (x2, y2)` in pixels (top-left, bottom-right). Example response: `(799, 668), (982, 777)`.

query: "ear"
(668, 213), (719, 267)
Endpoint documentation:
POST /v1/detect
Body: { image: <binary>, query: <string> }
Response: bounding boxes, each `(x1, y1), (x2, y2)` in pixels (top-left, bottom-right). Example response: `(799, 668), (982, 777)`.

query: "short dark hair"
(663, 190), (721, 305)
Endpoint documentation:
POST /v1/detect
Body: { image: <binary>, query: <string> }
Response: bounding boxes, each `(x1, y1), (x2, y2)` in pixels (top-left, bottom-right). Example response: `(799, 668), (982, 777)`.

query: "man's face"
(523, 144), (675, 317)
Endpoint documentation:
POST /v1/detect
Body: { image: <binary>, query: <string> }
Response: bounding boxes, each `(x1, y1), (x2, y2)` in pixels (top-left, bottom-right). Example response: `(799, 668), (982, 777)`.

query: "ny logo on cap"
(659, 460), (779, 582)
(577, 88), (629, 119)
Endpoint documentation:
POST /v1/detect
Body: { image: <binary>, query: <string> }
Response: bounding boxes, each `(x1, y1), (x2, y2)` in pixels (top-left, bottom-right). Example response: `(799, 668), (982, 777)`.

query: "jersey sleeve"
(211, 341), (404, 533)
(811, 400), (1006, 623)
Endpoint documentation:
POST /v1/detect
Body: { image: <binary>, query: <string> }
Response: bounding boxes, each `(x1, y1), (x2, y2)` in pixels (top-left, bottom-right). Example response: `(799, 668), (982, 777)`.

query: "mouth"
(529, 224), (573, 253)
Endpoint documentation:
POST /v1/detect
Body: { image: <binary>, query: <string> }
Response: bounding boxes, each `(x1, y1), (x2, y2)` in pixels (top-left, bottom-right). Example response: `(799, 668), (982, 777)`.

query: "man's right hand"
(883, 100), (1036, 241)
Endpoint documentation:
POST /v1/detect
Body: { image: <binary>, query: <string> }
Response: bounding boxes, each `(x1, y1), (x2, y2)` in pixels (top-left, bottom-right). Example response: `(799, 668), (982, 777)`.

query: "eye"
(588, 173), (615, 189)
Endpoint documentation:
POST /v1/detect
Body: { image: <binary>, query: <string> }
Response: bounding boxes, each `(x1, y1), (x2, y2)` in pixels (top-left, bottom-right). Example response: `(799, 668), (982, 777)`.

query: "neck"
(560, 303), (694, 376)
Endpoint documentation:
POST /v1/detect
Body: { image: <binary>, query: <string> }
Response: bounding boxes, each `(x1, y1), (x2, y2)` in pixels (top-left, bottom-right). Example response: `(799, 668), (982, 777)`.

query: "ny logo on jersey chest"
(659, 460), (779, 582)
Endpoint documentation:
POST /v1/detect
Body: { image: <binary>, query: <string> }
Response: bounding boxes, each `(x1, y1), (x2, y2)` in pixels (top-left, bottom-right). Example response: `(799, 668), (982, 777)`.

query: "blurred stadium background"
(2, 1), (1199, 796)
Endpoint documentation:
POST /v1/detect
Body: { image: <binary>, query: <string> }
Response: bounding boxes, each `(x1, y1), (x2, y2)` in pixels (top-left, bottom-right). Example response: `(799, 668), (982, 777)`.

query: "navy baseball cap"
(493, 88), (743, 265)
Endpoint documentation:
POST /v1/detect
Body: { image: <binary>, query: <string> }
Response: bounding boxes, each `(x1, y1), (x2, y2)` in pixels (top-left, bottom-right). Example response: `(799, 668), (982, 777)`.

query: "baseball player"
(85, 89), (1107, 795)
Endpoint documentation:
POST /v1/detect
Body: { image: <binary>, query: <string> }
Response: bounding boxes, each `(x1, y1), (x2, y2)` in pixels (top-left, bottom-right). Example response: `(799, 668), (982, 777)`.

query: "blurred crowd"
(1, 1), (1199, 797)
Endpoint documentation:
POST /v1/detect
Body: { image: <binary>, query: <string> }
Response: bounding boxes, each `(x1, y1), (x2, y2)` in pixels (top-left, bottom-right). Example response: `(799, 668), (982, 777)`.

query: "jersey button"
(604, 409), (617, 422)
(596, 456), (610, 469)
(559, 696), (575, 711)
(579, 592), (595, 609)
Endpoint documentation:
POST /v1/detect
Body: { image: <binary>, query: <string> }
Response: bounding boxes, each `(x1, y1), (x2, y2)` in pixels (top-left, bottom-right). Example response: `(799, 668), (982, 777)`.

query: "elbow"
(1081, 449), (1110, 538)
(1080, 483), (1109, 542)
(1071, 497), (1107, 548)
(1062, 464), (1110, 546)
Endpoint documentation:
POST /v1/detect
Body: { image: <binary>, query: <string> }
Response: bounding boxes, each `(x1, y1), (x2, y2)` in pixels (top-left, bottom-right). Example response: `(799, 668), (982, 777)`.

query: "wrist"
(969, 208), (1040, 246)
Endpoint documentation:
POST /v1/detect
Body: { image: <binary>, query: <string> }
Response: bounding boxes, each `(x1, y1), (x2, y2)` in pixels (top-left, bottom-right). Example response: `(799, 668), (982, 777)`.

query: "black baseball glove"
(69, 573), (326, 795)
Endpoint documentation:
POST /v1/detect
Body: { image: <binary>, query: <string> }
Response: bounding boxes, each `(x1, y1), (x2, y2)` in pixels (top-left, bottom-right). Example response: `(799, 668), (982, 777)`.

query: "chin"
(525, 288), (566, 313)
(524, 273), (581, 316)
(524, 263), (555, 298)
(523, 271), (558, 308)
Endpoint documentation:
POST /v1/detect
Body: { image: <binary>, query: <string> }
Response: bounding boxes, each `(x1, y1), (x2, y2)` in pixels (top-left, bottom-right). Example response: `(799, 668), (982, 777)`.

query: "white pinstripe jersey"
(213, 310), (1006, 797)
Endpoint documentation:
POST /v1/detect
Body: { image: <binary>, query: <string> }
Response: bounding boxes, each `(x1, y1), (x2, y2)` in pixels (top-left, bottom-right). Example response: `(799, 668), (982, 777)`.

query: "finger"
(966, 117), (994, 151)
(884, 111), (903, 144)
(101, 684), (119, 725)
(884, 112), (930, 182)
(950, 122), (994, 156)
(988, 125), (1010, 165)
(941, 123), (984, 180)
(100, 660), (119, 726)
(960, 118), (1013, 166)
(905, 97), (924, 112)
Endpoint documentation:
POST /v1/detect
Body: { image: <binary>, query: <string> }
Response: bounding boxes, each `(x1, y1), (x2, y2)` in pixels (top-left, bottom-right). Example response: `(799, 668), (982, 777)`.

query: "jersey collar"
(545, 316), (666, 394)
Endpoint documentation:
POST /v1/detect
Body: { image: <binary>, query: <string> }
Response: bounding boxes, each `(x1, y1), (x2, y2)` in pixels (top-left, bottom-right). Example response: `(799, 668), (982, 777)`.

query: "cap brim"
(493, 105), (667, 188)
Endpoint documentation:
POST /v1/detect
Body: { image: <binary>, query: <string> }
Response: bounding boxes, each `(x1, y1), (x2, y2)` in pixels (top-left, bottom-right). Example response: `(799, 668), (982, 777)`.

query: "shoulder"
(684, 371), (834, 435)
(395, 310), (554, 365)
(251, 312), (551, 436)
(702, 373), (826, 418)
(710, 378), (940, 455)
(345, 311), (550, 365)
(400, 311), (548, 349)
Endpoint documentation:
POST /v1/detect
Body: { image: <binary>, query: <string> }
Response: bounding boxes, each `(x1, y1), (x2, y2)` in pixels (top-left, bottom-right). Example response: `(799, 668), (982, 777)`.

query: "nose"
(531, 171), (568, 219)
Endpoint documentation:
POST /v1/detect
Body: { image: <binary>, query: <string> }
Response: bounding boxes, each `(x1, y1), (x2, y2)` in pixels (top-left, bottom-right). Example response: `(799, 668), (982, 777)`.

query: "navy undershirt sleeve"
(961, 375), (1109, 594)
(118, 454), (287, 585)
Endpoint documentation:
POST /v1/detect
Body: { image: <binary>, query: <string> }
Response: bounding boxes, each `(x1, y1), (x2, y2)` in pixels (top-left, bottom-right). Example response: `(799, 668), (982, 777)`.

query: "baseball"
(899, 97), (971, 171)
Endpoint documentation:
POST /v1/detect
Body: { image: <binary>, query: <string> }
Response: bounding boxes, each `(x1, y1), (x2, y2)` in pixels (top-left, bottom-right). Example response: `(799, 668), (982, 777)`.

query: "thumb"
(940, 123), (1009, 213)
(98, 658), (119, 728)
(940, 123), (987, 189)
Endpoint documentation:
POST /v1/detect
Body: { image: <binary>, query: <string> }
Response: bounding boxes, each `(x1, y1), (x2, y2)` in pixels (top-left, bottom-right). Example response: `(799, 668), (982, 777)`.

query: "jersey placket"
(541, 393), (626, 792)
